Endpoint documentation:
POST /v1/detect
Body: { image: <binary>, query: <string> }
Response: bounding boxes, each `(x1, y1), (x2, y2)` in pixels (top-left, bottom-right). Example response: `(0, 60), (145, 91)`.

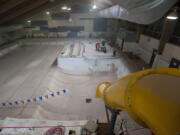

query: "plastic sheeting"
(98, 0), (178, 24)
(0, 117), (87, 135)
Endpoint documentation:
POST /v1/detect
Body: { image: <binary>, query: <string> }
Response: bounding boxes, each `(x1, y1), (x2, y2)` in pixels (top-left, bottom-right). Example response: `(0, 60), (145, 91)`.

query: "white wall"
(162, 43), (180, 61)
(140, 35), (180, 68)
(26, 6), (96, 33)
(24, 5), (118, 38)
(138, 35), (159, 52)
(137, 35), (159, 64)
(117, 34), (180, 68)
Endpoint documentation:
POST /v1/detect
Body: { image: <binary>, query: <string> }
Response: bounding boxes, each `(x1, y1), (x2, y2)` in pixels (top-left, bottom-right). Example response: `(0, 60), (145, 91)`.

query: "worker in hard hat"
(95, 41), (100, 51)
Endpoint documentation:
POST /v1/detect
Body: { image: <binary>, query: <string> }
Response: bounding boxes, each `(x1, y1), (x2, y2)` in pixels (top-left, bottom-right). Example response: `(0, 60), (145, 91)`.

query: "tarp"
(98, 0), (178, 24)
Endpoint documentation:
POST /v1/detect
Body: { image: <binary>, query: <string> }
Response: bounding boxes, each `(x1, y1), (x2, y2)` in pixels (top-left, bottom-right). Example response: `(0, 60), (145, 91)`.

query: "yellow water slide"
(96, 68), (180, 135)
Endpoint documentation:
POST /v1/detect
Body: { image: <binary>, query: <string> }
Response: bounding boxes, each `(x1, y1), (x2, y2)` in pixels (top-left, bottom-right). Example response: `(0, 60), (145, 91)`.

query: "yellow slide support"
(96, 68), (180, 135)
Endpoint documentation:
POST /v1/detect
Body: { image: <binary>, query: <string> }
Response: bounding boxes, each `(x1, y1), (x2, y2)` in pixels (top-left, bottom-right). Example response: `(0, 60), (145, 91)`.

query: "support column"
(121, 39), (125, 52)
(136, 24), (143, 43)
(157, 18), (177, 54)
(107, 109), (120, 135)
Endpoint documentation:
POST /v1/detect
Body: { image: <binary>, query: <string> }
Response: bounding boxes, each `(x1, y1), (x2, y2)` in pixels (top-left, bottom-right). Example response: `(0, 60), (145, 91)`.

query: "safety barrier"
(1, 89), (68, 107)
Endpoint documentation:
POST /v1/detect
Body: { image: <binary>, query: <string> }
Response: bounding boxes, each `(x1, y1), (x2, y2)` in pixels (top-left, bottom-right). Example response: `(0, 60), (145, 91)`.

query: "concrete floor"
(0, 45), (117, 122)
(0, 44), (149, 125)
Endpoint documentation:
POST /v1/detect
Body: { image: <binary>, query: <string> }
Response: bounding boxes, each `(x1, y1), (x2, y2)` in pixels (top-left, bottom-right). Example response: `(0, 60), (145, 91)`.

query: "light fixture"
(27, 20), (31, 23)
(46, 11), (50, 15)
(92, 0), (97, 10)
(92, 4), (97, 9)
(67, 7), (71, 11)
(61, 5), (68, 10)
(167, 11), (178, 20)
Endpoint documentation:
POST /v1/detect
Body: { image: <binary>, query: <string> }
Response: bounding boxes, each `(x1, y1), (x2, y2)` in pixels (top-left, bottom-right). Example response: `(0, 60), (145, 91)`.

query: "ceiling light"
(27, 20), (31, 23)
(92, 4), (97, 9)
(167, 16), (178, 20)
(167, 12), (178, 20)
(67, 8), (71, 11)
(46, 11), (50, 15)
(62, 5), (68, 10)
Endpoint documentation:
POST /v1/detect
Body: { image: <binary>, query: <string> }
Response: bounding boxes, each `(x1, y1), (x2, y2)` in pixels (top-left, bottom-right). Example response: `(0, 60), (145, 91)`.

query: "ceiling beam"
(0, 0), (49, 25)
(0, 0), (9, 5)
(16, 0), (92, 21)
(0, 0), (29, 15)
(10, 0), (66, 24)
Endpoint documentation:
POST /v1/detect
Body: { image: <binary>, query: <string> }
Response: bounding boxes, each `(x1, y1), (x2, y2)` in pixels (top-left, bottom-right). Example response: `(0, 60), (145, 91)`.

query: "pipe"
(96, 68), (180, 135)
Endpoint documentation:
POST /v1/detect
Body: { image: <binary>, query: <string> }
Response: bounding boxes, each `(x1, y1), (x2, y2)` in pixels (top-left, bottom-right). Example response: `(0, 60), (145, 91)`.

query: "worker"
(113, 50), (116, 57)
(95, 41), (100, 51)
(102, 40), (105, 46)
